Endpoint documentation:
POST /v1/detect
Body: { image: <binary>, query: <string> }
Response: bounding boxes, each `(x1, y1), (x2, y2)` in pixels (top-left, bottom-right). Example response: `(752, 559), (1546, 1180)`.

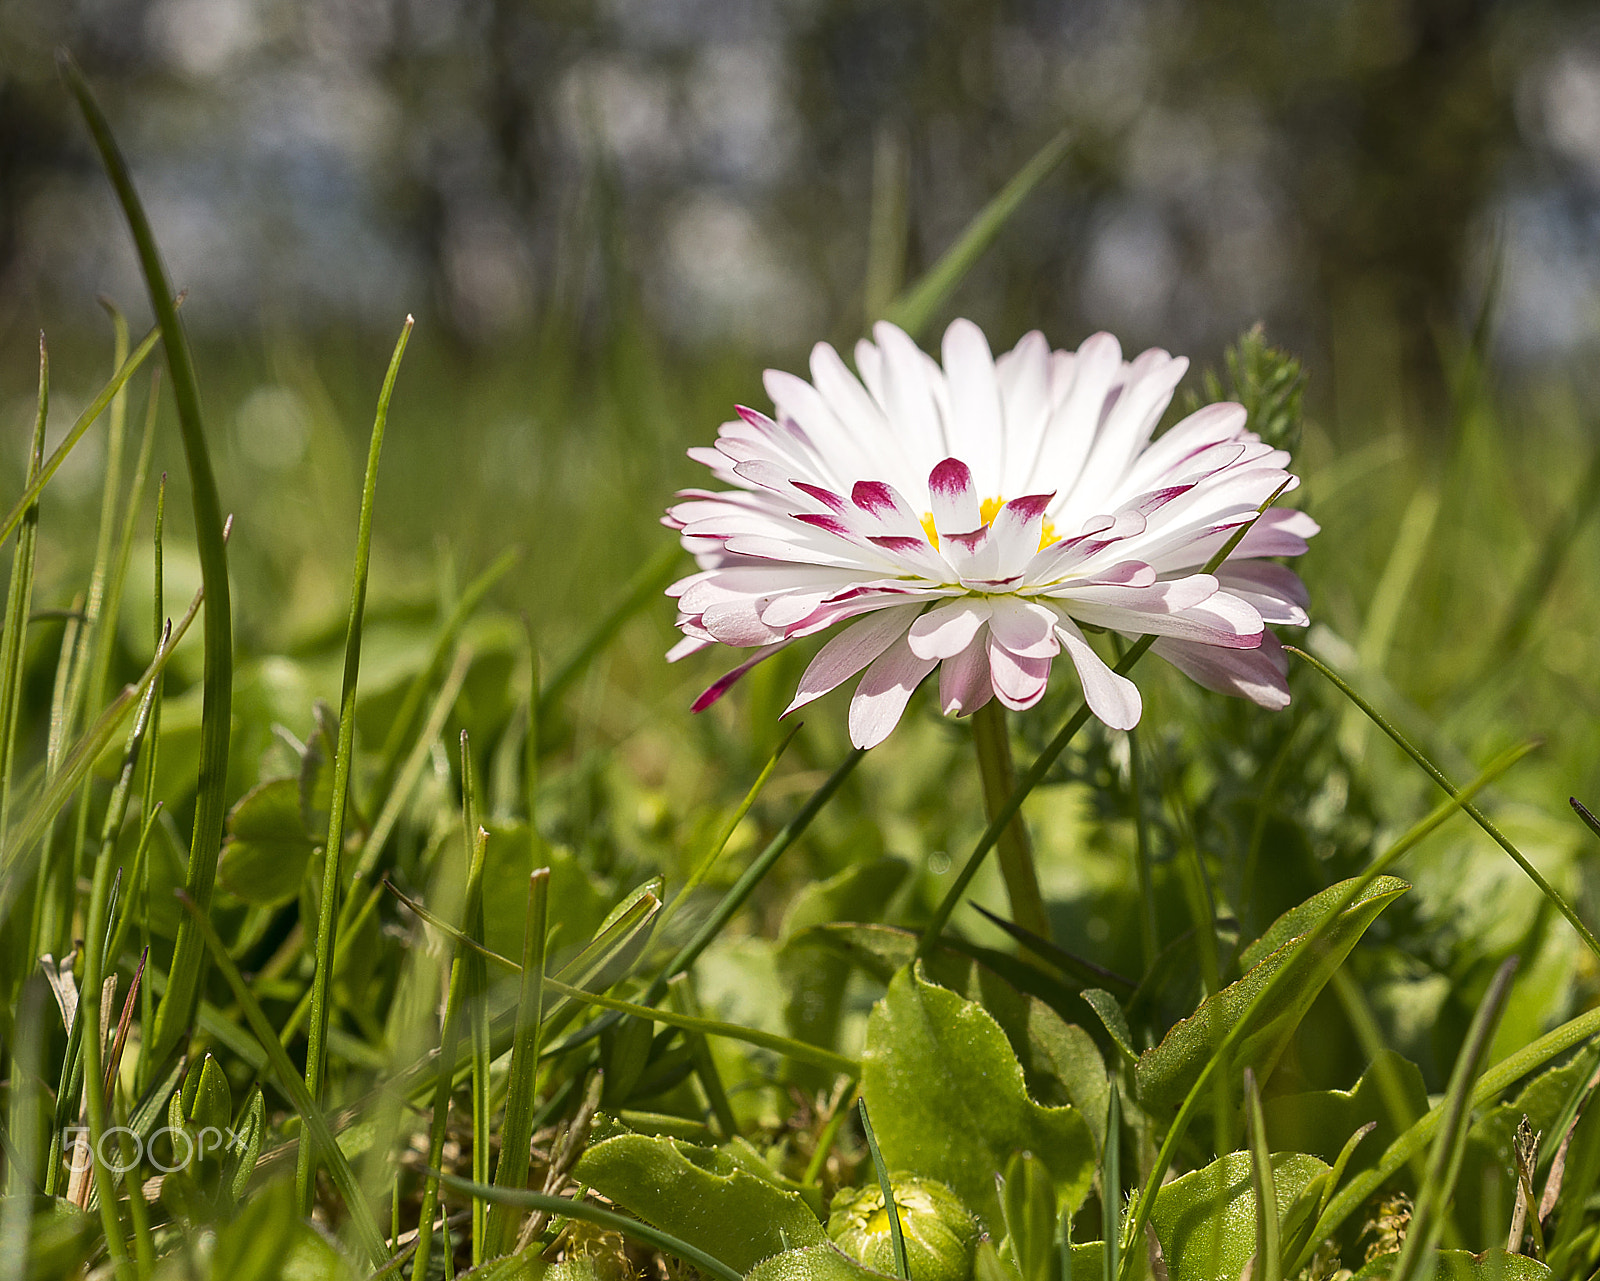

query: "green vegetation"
(2, 59), (1600, 1281)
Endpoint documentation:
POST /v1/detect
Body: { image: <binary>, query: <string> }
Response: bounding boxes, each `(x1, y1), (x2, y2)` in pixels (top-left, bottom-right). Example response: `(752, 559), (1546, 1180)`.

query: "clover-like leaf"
(217, 777), (316, 906)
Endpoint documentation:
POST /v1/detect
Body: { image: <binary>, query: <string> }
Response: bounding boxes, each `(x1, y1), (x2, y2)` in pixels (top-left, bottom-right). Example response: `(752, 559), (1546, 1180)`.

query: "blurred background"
(1, 0), (1600, 1086)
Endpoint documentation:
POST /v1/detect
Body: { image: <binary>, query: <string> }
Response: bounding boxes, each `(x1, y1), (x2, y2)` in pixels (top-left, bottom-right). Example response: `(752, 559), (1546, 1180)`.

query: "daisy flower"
(664, 320), (1316, 749)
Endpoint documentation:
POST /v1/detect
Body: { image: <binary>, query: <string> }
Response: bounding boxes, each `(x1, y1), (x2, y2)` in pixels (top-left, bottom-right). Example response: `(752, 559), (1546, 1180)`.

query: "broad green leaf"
(748, 1244), (898, 1281)
(861, 964), (1096, 1229)
(1352, 1251), (1551, 1279)
(1262, 1049), (1429, 1166)
(217, 778), (315, 905)
(574, 1132), (827, 1273)
(1148, 1151), (1329, 1281)
(1136, 877), (1409, 1117)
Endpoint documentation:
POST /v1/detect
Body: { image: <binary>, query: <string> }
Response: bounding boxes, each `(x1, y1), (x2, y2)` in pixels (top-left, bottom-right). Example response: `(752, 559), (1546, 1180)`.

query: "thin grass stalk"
(1115, 742), (1534, 1281)
(1287, 645), (1600, 962)
(971, 701), (1049, 939)
(1390, 959), (1518, 1281)
(920, 481), (1292, 958)
(36, 598), (84, 960)
(641, 745), (865, 1008)
(0, 324), (163, 552)
(414, 742), (490, 1281)
(296, 316), (412, 1214)
(0, 338), (48, 892)
(173, 893), (387, 1266)
(136, 475), (165, 1088)
(1243, 1069), (1280, 1281)
(109, 1087), (155, 1279)
(64, 303), (134, 914)
(804, 1082), (857, 1186)
(468, 903), (491, 1265)
(858, 1099), (910, 1280)
(1101, 1081), (1120, 1281)
(883, 128), (1072, 340)
(0, 977), (45, 1277)
(487, 867), (550, 1255)
(63, 56), (236, 1071)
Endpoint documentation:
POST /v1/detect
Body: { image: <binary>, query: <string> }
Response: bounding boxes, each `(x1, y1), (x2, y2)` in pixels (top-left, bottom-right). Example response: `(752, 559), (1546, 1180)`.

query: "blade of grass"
(61, 55), (236, 1072)
(1244, 1068), (1280, 1281)
(468, 883), (491, 1265)
(174, 892), (387, 1267)
(297, 316), (413, 1216)
(135, 474), (165, 1089)
(0, 324), (164, 552)
(0, 337), (48, 857)
(1127, 727), (1159, 976)
(803, 1081), (857, 1187)
(859, 1098), (910, 1280)
(662, 720), (802, 927)
(883, 128), (1072, 340)
(414, 739), (490, 1281)
(1387, 957), (1517, 1281)
(1102, 1081), (1121, 1281)
(1118, 742), (1535, 1281)
(487, 867), (550, 1255)
(968, 905), (1136, 995)
(441, 1174), (744, 1281)
(1287, 645), (1600, 963)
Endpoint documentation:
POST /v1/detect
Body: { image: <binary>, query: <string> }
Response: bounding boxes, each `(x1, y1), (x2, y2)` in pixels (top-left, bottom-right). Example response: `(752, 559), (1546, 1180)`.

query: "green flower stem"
(971, 701), (1050, 940)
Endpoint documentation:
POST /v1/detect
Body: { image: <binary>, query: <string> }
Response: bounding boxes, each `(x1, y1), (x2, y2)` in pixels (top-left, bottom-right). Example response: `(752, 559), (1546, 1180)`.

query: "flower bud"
(827, 1176), (978, 1281)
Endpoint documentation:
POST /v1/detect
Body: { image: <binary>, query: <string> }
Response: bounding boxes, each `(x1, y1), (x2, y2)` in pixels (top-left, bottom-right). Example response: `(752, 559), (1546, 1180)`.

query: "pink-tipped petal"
(928, 457), (981, 535)
(987, 638), (1052, 710)
(692, 642), (790, 712)
(848, 640), (939, 748)
(784, 605), (920, 715)
(987, 596), (1060, 658)
(1055, 615), (1142, 730)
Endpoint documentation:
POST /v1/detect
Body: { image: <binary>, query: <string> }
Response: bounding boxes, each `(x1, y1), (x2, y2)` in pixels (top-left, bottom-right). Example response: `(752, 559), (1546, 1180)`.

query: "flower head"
(665, 320), (1316, 748)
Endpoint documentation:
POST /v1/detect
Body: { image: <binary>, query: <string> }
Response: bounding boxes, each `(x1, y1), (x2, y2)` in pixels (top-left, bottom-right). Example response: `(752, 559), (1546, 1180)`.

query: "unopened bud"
(828, 1176), (978, 1281)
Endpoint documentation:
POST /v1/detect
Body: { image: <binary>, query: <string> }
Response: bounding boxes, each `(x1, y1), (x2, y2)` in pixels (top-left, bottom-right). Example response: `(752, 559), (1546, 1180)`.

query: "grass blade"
(174, 892), (387, 1266)
(1288, 645), (1600, 962)
(1243, 1068), (1280, 1281)
(1103, 1081), (1120, 1281)
(859, 1098), (910, 1280)
(297, 316), (413, 1214)
(1389, 957), (1517, 1281)
(883, 128), (1072, 340)
(487, 867), (550, 1255)
(972, 700), (1048, 939)
(61, 54), (236, 1071)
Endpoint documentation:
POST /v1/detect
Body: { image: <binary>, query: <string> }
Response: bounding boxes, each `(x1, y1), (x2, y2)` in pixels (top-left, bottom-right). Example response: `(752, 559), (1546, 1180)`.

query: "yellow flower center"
(921, 497), (1056, 552)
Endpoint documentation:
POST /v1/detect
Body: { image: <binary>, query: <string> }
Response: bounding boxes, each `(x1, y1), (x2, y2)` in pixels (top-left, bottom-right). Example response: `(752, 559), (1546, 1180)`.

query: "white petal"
(848, 640), (939, 748)
(1054, 614), (1141, 730)
(941, 319), (1005, 497)
(1151, 631), (1290, 709)
(908, 599), (992, 660)
(987, 638), (1052, 710)
(784, 605), (920, 715)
